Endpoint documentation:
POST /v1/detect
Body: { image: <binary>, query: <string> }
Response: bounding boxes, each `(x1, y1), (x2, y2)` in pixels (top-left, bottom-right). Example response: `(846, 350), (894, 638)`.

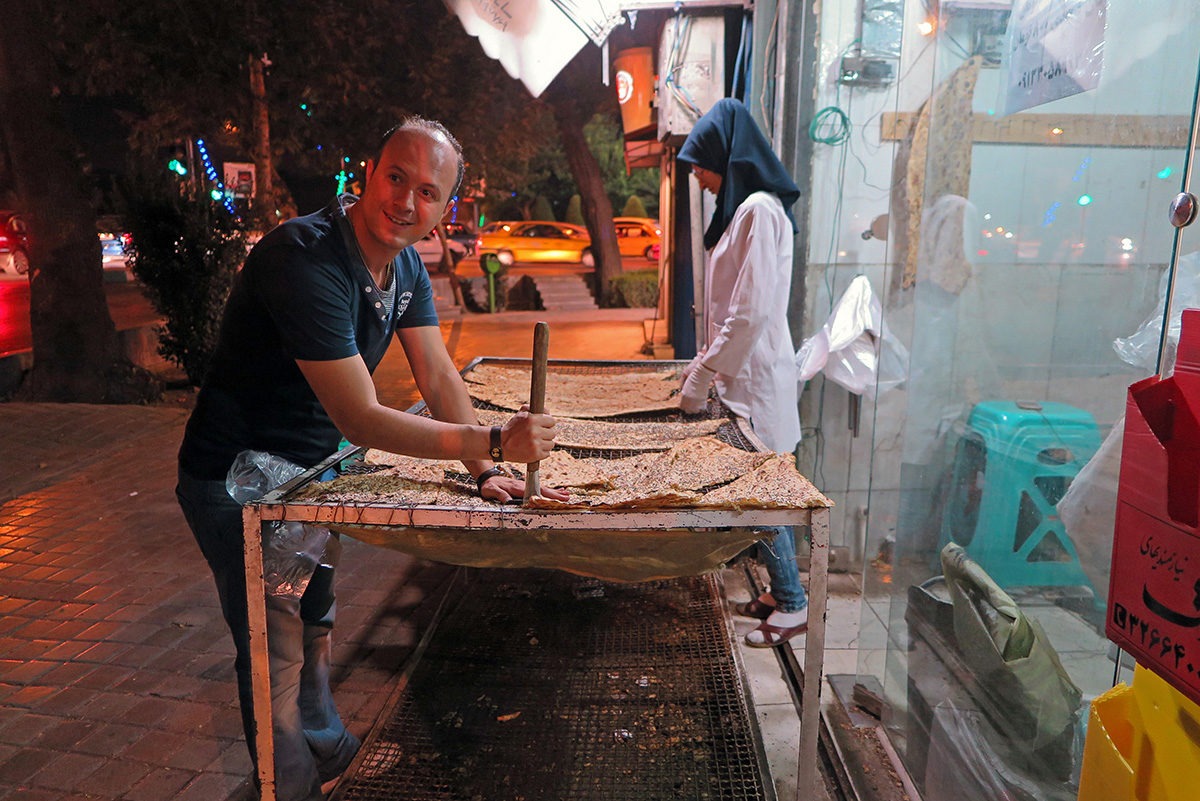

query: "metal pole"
(1157, 55), (1200, 380)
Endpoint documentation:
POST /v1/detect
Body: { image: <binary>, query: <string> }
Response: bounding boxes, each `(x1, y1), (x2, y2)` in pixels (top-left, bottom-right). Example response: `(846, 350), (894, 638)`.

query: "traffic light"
(167, 141), (188, 176)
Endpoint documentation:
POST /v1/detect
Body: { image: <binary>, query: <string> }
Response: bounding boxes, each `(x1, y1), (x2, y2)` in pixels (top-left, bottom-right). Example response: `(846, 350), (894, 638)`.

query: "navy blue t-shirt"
(178, 196), (439, 480)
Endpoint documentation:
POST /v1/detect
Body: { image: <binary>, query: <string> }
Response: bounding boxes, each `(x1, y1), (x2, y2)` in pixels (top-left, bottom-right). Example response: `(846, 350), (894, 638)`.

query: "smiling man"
(176, 116), (565, 801)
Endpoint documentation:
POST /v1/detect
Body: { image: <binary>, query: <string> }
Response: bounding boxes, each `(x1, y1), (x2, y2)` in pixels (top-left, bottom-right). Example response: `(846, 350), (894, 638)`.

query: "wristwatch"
(489, 426), (504, 462)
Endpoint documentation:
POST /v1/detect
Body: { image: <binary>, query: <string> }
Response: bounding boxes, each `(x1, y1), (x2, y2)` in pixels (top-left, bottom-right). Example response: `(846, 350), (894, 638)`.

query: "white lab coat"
(700, 191), (801, 453)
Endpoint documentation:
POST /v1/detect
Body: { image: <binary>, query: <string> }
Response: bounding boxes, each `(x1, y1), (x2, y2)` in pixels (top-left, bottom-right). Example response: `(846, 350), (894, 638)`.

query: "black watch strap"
(475, 466), (505, 492)
(489, 426), (503, 462)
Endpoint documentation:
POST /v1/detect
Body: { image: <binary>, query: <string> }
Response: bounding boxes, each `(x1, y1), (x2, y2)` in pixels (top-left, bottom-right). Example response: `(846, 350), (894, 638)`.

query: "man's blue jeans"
(176, 468), (359, 801)
(754, 526), (808, 613)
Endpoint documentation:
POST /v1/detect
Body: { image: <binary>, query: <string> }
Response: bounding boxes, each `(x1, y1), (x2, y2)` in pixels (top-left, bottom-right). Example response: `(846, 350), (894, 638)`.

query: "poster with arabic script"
(1001, 0), (1107, 116)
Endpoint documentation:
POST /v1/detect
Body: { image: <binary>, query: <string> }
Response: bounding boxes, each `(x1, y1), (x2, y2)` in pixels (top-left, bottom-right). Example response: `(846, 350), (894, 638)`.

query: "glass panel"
(826, 1), (1200, 797)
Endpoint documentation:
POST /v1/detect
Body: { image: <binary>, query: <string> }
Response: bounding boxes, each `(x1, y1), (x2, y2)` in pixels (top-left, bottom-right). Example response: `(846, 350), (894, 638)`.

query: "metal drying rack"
(241, 358), (831, 801)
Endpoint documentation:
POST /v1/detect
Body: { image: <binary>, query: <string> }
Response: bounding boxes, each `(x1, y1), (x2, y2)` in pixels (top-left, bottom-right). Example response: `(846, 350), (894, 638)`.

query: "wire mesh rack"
(335, 570), (775, 801)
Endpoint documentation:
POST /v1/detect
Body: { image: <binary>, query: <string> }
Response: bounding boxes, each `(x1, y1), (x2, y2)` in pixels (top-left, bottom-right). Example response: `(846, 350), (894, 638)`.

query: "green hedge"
(608, 268), (658, 308)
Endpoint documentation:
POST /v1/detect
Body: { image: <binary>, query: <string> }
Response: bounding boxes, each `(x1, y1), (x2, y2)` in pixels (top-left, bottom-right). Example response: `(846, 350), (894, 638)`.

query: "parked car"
(475, 220), (594, 267)
(412, 227), (467, 269)
(0, 210), (31, 275)
(443, 221), (477, 255)
(96, 215), (133, 270)
(613, 217), (662, 260)
(0, 211), (134, 276)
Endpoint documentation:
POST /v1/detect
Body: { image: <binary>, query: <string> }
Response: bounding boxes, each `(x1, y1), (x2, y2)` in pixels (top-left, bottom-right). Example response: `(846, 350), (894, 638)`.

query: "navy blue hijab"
(677, 98), (800, 249)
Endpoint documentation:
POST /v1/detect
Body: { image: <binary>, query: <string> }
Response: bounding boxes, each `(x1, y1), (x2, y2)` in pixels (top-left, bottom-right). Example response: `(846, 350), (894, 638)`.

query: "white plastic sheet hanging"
(443, 0), (623, 97)
(444, 0), (589, 97)
(795, 274), (910, 399)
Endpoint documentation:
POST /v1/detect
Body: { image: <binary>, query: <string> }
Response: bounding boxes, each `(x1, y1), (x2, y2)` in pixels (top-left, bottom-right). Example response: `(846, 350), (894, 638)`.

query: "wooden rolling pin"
(524, 321), (549, 503)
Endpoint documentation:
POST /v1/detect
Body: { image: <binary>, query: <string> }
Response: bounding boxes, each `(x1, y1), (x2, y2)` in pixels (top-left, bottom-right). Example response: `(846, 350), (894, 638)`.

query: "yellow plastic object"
(1078, 665), (1200, 801)
(1077, 683), (1134, 801)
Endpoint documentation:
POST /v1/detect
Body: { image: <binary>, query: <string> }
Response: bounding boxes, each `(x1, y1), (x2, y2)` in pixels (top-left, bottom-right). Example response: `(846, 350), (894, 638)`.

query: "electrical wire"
(809, 106), (851, 146)
(664, 14), (704, 123)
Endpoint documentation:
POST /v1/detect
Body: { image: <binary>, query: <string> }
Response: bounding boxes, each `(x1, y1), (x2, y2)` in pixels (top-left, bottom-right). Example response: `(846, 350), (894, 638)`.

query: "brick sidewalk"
(0, 401), (456, 800)
(0, 309), (657, 800)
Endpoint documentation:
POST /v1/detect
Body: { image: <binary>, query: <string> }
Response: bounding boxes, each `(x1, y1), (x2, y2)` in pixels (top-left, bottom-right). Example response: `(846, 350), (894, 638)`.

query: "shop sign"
(1001, 0), (1107, 115)
(223, 162), (255, 199)
(1108, 308), (1200, 708)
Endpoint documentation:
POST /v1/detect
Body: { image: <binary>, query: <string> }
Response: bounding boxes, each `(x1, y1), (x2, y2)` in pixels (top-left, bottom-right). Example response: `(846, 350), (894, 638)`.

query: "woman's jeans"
(176, 468), (359, 801)
(755, 526), (808, 613)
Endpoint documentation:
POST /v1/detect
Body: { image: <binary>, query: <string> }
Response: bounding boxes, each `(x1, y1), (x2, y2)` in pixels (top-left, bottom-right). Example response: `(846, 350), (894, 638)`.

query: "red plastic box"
(1108, 308), (1200, 706)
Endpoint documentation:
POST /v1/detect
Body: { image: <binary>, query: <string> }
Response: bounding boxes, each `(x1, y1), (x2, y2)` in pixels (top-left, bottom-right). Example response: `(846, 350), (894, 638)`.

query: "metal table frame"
(240, 363), (830, 801)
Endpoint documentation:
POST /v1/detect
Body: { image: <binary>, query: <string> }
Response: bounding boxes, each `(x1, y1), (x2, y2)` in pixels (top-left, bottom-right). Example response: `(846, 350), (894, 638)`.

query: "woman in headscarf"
(677, 98), (808, 647)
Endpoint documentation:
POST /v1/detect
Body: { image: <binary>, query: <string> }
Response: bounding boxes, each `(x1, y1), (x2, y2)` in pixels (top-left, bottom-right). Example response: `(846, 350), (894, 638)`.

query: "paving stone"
(0, 747), (56, 784)
(78, 757), (155, 796)
(122, 765), (197, 801)
(25, 750), (104, 793)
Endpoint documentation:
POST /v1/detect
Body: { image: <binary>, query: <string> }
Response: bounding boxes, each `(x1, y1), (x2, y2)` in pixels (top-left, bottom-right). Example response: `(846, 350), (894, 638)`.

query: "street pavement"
(0, 307), (656, 800)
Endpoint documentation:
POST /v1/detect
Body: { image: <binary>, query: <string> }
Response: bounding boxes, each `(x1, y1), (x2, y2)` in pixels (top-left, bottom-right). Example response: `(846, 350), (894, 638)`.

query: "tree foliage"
(122, 171), (246, 385)
(565, 194), (585, 225)
(0, 1), (158, 402)
(52, 0), (559, 218)
(622, 195), (649, 218)
(530, 195), (556, 222)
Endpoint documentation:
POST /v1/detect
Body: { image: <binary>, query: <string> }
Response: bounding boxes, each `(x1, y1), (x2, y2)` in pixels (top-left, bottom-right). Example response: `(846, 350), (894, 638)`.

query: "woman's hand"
(680, 364), (716, 413)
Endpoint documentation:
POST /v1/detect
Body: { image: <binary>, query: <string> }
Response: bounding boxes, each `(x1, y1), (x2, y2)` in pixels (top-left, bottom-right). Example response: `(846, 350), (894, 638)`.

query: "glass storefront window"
(841, 1), (1200, 797)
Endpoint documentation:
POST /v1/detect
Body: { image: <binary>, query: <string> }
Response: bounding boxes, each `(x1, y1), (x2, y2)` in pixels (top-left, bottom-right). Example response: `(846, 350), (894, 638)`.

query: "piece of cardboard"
(1108, 308), (1200, 706)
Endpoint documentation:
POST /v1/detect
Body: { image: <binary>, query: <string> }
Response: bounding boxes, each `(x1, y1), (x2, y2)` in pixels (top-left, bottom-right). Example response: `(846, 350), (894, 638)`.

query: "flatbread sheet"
(464, 364), (681, 418)
(696, 453), (831, 509)
(538, 450), (615, 490)
(473, 408), (723, 452)
(313, 438), (830, 512)
(608, 436), (772, 492)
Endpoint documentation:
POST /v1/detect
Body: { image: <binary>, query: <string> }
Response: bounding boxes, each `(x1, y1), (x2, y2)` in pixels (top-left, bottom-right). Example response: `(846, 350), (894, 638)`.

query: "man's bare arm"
(296, 351), (552, 470)
(397, 326), (568, 501)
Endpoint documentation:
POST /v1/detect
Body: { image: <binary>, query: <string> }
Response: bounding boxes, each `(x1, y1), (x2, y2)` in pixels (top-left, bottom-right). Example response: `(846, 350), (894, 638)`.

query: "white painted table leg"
(243, 504), (275, 801)
(797, 507), (829, 800)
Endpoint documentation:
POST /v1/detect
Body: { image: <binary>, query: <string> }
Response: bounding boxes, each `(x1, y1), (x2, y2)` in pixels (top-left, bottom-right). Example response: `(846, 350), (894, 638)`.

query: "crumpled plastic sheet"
(922, 702), (1079, 801)
(796, 274), (910, 398)
(1056, 416), (1123, 609)
(1113, 251), (1200, 371)
(227, 450), (337, 600)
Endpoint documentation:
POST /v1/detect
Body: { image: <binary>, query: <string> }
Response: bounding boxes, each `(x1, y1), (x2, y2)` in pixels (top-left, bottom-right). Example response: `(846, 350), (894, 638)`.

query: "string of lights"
(195, 138), (238, 216)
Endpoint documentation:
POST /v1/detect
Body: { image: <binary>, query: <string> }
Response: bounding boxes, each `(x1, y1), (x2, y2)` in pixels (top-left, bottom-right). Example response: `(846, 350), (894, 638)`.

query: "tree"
(121, 169), (246, 385)
(583, 115), (659, 218)
(622, 195), (649, 218)
(565, 194), (585, 225)
(530, 195), (556, 222)
(542, 48), (625, 306)
(0, 2), (157, 402)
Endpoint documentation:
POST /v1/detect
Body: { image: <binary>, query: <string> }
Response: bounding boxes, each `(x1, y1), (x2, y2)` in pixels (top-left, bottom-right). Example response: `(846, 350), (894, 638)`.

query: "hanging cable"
(808, 106), (851, 146)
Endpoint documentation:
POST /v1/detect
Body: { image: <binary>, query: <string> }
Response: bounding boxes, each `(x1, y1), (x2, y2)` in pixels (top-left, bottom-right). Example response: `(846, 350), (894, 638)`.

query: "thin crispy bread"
(465, 364), (681, 418)
(696, 453), (833, 510)
(475, 408), (722, 452)
(608, 436), (771, 492)
(538, 450), (615, 490)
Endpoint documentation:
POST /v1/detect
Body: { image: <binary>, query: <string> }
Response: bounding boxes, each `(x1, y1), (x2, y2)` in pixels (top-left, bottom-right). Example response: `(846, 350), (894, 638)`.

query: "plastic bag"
(941, 543), (1083, 780)
(1113, 251), (1200, 371)
(796, 274), (910, 398)
(1055, 417), (1123, 609)
(227, 450), (336, 600)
